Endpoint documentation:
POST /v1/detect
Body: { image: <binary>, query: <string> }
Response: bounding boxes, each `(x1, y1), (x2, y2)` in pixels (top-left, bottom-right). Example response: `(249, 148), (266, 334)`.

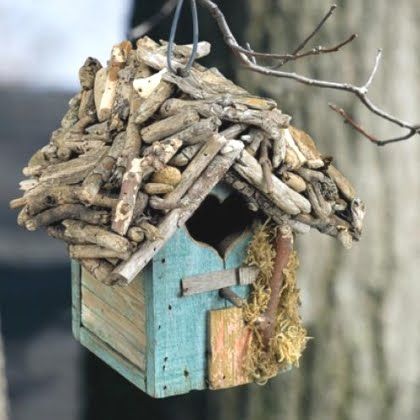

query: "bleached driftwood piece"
(141, 109), (199, 143)
(62, 220), (131, 253)
(25, 204), (109, 231)
(112, 139), (182, 236)
(150, 134), (227, 210)
(81, 132), (126, 203)
(69, 245), (130, 261)
(134, 81), (174, 125)
(234, 149), (311, 215)
(109, 139), (244, 285)
(98, 41), (132, 122)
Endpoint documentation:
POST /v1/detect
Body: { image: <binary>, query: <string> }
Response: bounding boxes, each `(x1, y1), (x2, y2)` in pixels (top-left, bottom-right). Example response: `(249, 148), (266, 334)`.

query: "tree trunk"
(84, 2), (420, 419)
(228, 1), (420, 420)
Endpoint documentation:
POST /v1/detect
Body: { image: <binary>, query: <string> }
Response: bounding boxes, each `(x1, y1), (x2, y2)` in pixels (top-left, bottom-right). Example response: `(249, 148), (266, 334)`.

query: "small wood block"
(208, 307), (252, 390)
(182, 266), (258, 296)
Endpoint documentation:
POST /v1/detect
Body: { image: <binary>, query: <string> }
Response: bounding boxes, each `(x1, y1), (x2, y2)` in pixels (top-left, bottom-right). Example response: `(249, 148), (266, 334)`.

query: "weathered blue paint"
(72, 198), (254, 398)
(80, 327), (147, 391)
(145, 227), (252, 398)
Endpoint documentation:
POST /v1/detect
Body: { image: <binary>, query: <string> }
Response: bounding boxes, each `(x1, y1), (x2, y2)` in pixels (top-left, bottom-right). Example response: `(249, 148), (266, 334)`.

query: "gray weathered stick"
(109, 139), (244, 286)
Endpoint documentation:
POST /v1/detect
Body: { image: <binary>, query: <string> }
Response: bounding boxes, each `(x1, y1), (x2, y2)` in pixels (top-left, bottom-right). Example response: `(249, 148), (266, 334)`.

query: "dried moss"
(243, 221), (309, 384)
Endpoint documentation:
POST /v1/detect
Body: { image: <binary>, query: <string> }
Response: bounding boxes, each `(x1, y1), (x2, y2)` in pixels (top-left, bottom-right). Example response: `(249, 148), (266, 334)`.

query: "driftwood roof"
(11, 37), (365, 286)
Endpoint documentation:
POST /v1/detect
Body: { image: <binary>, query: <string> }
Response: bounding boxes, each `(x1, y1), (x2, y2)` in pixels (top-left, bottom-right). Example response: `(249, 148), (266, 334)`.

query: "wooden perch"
(109, 139), (244, 286)
(258, 226), (294, 347)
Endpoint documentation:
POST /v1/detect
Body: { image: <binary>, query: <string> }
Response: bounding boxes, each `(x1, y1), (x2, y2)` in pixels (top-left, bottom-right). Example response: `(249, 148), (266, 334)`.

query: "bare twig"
(328, 103), (417, 146)
(130, 0), (178, 40)
(197, 0), (420, 145)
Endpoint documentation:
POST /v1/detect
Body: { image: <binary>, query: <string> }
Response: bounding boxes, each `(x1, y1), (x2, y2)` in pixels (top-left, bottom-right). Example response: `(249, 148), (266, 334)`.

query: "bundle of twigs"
(10, 37), (365, 286)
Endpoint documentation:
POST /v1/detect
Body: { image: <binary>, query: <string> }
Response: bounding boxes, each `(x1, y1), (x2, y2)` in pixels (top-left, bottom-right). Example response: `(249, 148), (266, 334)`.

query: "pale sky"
(0, 0), (132, 89)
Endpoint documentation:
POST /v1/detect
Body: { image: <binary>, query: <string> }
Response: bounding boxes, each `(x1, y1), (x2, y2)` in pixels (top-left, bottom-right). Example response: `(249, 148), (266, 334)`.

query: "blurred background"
(1, 1), (419, 419)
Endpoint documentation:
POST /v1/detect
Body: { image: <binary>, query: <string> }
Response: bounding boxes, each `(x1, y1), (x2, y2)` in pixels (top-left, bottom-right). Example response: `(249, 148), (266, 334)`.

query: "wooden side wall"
(72, 259), (148, 392)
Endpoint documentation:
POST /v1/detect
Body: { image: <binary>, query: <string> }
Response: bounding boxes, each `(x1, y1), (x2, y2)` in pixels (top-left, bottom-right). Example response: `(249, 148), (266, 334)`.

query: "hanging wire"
(167, 0), (199, 77)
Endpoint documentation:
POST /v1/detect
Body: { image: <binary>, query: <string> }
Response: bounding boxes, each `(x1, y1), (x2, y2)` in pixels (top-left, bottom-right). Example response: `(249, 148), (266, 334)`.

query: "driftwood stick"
(134, 81), (174, 125)
(131, 192), (149, 224)
(143, 183), (174, 195)
(160, 96), (276, 117)
(69, 245), (130, 261)
(258, 226), (294, 347)
(281, 171), (307, 193)
(112, 139), (182, 235)
(98, 41), (132, 122)
(79, 57), (102, 90)
(245, 129), (265, 157)
(150, 134), (227, 210)
(136, 38), (211, 71)
(62, 220), (131, 253)
(141, 110), (199, 143)
(259, 137), (273, 194)
(169, 123), (245, 167)
(47, 225), (85, 244)
(24, 186), (117, 216)
(161, 117), (221, 145)
(39, 149), (108, 185)
(307, 183), (333, 219)
(80, 258), (115, 284)
(109, 139), (244, 286)
(25, 204), (109, 231)
(234, 149), (311, 215)
(81, 132), (126, 203)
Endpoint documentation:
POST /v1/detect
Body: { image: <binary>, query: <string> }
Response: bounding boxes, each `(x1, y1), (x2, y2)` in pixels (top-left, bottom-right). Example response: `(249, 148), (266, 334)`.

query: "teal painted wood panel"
(71, 259), (81, 340)
(80, 327), (147, 392)
(146, 227), (252, 398)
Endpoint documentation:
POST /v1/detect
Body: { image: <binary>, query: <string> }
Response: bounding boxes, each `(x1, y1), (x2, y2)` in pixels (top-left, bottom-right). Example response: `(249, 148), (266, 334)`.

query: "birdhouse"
(11, 37), (365, 398)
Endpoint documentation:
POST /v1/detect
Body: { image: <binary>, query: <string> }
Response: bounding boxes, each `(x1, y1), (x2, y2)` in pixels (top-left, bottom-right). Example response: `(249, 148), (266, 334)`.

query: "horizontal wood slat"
(81, 304), (146, 370)
(82, 268), (145, 325)
(79, 327), (146, 391)
(82, 286), (146, 347)
(182, 266), (258, 296)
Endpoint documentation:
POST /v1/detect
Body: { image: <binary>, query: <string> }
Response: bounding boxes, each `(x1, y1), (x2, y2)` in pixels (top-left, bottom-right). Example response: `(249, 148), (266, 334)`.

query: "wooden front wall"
(72, 226), (252, 398)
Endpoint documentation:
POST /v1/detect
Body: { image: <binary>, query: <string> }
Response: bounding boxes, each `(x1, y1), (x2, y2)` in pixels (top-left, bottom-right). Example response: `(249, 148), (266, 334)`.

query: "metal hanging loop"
(167, 0), (199, 77)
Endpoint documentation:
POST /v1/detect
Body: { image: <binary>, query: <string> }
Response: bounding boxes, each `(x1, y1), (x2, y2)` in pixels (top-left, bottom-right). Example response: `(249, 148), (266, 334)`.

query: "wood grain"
(208, 307), (252, 390)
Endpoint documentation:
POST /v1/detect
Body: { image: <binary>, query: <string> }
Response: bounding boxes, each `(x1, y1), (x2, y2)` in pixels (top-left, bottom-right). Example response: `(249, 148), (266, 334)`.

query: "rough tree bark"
(220, 2), (420, 420)
(84, 2), (420, 420)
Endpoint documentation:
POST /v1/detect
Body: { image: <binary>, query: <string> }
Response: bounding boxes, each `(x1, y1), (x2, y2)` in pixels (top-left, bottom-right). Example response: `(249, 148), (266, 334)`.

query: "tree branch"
(197, 0), (420, 145)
